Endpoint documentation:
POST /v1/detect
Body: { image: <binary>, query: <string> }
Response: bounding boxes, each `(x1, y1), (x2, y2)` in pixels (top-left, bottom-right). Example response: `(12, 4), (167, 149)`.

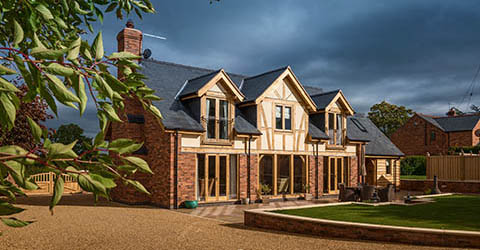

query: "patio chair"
(338, 183), (356, 202)
(378, 184), (394, 202)
(360, 185), (375, 201)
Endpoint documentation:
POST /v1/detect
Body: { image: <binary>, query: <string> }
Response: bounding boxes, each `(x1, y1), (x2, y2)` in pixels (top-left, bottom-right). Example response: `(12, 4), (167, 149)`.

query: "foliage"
(449, 145), (480, 154)
(400, 175), (426, 180)
(400, 156), (426, 176)
(49, 124), (92, 155)
(0, 0), (160, 230)
(0, 81), (52, 150)
(368, 101), (413, 137)
(260, 183), (272, 196)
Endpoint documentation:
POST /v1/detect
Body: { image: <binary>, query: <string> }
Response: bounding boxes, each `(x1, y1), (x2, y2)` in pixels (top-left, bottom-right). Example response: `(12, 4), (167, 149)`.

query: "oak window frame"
(325, 112), (346, 148)
(275, 104), (293, 132)
(202, 95), (234, 145)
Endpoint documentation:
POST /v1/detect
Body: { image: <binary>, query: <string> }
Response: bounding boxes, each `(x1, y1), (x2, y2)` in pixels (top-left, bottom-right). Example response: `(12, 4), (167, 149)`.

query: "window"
(327, 112), (344, 146)
(127, 114), (145, 124)
(430, 131), (436, 142)
(205, 98), (230, 141)
(386, 159), (392, 175)
(275, 105), (292, 131)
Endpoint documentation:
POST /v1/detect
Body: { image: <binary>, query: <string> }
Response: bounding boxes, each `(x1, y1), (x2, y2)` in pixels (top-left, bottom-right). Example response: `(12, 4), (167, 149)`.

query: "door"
(205, 154), (229, 202)
(327, 157), (345, 194)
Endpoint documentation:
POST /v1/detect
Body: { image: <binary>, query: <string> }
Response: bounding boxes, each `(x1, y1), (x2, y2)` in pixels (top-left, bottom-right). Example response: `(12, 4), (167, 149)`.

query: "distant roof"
(310, 90), (340, 110)
(417, 113), (480, 132)
(303, 85), (323, 96)
(240, 67), (287, 102)
(347, 116), (404, 157)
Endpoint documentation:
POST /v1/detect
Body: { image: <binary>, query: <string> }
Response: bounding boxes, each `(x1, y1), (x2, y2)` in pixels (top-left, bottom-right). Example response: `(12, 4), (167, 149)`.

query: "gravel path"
(0, 194), (457, 250)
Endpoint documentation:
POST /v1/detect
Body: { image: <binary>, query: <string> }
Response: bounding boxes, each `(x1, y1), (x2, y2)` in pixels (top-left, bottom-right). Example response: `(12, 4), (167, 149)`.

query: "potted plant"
(303, 184), (313, 201)
(260, 184), (272, 204)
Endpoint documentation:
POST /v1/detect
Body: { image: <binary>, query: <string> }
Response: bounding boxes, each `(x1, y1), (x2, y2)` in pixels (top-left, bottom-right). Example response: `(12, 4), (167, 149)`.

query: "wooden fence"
(24, 172), (82, 195)
(427, 155), (480, 181)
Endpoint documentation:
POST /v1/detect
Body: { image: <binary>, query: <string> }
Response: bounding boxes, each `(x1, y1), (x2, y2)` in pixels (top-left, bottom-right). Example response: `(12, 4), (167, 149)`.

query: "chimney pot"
(447, 108), (456, 117)
(126, 19), (134, 28)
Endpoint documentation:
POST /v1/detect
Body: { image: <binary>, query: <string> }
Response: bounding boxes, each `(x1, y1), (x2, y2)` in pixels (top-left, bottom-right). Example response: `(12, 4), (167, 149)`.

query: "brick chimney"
(117, 20), (143, 56)
(447, 108), (456, 117)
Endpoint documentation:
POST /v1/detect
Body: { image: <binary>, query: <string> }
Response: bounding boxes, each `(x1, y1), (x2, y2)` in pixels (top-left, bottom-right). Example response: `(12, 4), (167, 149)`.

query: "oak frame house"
(109, 23), (403, 208)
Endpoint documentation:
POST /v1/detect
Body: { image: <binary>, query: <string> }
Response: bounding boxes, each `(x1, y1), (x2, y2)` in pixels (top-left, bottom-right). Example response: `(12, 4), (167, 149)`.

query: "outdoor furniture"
(378, 184), (394, 202)
(339, 184), (357, 202)
(360, 185), (375, 201)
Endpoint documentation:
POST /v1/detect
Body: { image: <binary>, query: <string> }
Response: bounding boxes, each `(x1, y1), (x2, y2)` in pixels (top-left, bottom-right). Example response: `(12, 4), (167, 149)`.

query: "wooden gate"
(24, 172), (82, 195)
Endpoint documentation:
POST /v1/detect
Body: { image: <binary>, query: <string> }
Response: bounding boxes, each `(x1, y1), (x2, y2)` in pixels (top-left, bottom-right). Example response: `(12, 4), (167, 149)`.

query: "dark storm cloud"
(47, 0), (480, 133)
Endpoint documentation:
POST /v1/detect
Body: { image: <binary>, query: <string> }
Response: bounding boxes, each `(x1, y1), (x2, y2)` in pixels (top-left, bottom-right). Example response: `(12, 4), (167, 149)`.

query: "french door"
(200, 154), (229, 202)
(326, 157), (347, 194)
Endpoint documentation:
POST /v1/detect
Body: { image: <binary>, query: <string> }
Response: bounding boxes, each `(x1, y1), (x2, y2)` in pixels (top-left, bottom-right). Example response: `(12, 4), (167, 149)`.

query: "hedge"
(400, 156), (426, 176)
(449, 145), (480, 154)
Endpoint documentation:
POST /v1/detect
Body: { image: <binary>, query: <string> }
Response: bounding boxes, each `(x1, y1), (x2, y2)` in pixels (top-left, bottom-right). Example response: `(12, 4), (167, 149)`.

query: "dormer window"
(327, 112), (344, 146)
(275, 105), (292, 131)
(205, 97), (230, 142)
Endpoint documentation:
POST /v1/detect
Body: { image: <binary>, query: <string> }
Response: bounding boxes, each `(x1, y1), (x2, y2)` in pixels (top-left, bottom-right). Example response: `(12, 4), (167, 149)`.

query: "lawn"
(274, 195), (480, 231)
(400, 175), (426, 180)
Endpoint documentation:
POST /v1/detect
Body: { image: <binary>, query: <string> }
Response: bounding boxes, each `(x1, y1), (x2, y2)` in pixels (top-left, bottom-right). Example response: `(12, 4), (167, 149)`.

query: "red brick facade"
(349, 156), (358, 187)
(391, 114), (479, 156)
(308, 155), (324, 198)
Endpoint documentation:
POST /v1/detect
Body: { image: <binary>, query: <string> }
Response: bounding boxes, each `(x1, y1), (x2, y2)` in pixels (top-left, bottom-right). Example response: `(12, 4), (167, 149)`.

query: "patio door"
(327, 157), (345, 194)
(205, 154), (229, 202)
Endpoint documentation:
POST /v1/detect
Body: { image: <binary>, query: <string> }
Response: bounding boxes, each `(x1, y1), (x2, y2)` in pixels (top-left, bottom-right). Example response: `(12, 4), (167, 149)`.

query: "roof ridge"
(434, 114), (480, 119)
(417, 113), (440, 118)
(187, 69), (221, 82)
(310, 89), (340, 97)
(243, 66), (288, 81)
(143, 59), (248, 79)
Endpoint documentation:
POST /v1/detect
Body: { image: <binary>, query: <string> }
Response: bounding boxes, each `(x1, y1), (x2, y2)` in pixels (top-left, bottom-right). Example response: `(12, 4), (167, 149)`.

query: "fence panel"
(427, 155), (480, 181)
(23, 172), (82, 195)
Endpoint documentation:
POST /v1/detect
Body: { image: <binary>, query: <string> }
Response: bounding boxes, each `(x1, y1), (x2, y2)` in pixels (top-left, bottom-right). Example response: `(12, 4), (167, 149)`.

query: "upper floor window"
(206, 98), (230, 141)
(275, 105), (292, 131)
(327, 112), (344, 146)
(430, 131), (436, 142)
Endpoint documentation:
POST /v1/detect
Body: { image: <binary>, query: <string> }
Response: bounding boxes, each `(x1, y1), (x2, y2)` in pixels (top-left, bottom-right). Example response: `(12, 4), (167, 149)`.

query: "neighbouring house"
(391, 110), (480, 156)
(108, 22), (403, 208)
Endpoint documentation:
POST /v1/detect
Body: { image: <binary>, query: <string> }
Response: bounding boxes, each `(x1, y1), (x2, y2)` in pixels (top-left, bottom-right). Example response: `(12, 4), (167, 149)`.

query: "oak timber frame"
(197, 154), (240, 202)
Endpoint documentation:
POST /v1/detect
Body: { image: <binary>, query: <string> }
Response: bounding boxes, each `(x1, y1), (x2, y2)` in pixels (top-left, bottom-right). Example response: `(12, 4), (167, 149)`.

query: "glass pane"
(259, 155), (273, 195)
(285, 107), (291, 130)
(386, 160), (391, 174)
(323, 157), (329, 193)
(329, 113), (335, 144)
(330, 158), (335, 191)
(219, 156), (227, 196)
(197, 154), (205, 201)
(337, 115), (343, 145)
(276, 106), (283, 129)
(294, 156), (306, 193)
(206, 99), (216, 139)
(337, 158), (343, 185)
(277, 155), (290, 194)
(343, 157), (349, 186)
(219, 100), (229, 139)
(208, 156), (216, 197)
(229, 155), (237, 199)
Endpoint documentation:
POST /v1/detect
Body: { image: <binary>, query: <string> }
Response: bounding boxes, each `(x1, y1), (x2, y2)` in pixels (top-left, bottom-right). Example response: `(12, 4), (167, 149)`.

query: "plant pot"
(184, 200), (198, 209)
(242, 198), (250, 205)
(304, 193), (313, 201)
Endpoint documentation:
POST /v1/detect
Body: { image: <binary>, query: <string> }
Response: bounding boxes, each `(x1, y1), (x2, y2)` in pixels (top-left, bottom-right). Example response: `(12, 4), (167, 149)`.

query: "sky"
(46, 0), (480, 137)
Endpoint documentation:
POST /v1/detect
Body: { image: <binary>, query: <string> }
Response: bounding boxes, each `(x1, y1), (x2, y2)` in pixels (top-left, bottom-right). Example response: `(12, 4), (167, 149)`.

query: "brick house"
(109, 22), (403, 208)
(390, 112), (480, 156)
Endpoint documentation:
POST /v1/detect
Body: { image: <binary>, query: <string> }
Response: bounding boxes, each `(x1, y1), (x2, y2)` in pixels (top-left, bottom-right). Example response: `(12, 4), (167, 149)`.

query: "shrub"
(400, 156), (426, 176)
(449, 145), (480, 154)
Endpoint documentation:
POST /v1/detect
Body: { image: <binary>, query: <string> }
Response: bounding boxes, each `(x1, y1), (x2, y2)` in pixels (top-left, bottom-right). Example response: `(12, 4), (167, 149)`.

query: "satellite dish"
(143, 49), (152, 59)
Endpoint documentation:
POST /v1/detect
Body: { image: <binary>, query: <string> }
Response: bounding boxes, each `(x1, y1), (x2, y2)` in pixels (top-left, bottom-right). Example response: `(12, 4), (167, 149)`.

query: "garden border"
(244, 199), (480, 248)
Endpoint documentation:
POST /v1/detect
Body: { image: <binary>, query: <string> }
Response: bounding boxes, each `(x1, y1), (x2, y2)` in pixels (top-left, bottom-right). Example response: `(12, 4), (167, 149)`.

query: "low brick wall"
(401, 179), (480, 193)
(244, 204), (480, 248)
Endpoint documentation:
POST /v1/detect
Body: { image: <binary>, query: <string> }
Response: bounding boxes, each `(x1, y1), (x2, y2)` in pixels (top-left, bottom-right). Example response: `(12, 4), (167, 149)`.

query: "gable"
(312, 90), (354, 115)
(180, 69), (244, 102)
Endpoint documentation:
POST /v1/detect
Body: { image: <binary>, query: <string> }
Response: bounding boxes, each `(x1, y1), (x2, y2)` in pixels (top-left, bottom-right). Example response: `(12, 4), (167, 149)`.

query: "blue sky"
(46, 0), (480, 137)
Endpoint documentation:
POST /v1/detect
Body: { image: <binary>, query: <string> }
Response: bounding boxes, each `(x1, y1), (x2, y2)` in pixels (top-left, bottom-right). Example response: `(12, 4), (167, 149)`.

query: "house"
(109, 22), (403, 208)
(391, 110), (480, 156)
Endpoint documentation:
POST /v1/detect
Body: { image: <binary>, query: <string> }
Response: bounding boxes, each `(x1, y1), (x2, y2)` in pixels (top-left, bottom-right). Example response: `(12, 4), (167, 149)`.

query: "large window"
(260, 154), (307, 196)
(275, 105), (292, 130)
(327, 112), (344, 146)
(259, 155), (274, 195)
(205, 98), (230, 141)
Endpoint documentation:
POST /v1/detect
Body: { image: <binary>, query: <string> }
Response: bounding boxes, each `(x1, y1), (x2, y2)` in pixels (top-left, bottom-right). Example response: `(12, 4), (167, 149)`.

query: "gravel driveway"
(0, 194), (457, 250)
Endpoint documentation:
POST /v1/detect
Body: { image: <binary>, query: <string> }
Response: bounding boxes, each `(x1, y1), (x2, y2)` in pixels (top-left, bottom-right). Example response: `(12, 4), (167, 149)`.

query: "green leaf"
(109, 139), (143, 154)
(35, 4), (54, 20)
(0, 202), (24, 216)
(148, 104), (163, 119)
(93, 32), (104, 60)
(26, 117), (42, 143)
(95, 74), (113, 100)
(47, 141), (78, 159)
(117, 165), (137, 174)
(73, 1), (90, 15)
(4, 161), (37, 190)
(0, 65), (17, 75)
(0, 145), (27, 156)
(13, 19), (23, 46)
(78, 174), (107, 196)
(55, 17), (68, 29)
(44, 63), (75, 77)
(49, 175), (64, 213)
(123, 156), (153, 174)
(108, 51), (142, 60)
(72, 74), (87, 115)
(32, 33), (46, 49)
(90, 173), (116, 189)
(31, 47), (68, 60)
(94, 131), (105, 146)
(67, 37), (82, 61)
(105, 3), (117, 12)
(104, 73), (128, 91)
(0, 77), (19, 92)
(0, 93), (16, 127)
(45, 73), (81, 104)
(1, 218), (32, 228)
(126, 180), (150, 195)
(143, 94), (162, 101)
(101, 103), (122, 122)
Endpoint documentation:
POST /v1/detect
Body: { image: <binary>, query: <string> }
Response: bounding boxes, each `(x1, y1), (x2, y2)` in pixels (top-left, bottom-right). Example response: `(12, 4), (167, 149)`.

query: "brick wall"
(401, 179), (480, 193)
(349, 156), (358, 187)
(391, 114), (448, 156)
(239, 154), (258, 201)
(308, 155), (324, 198)
(449, 131), (473, 148)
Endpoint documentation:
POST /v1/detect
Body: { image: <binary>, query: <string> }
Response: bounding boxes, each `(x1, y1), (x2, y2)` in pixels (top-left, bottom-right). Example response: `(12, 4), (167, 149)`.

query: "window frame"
(325, 112), (345, 147)
(274, 104), (293, 132)
(386, 159), (392, 175)
(202, 96), (232, 145)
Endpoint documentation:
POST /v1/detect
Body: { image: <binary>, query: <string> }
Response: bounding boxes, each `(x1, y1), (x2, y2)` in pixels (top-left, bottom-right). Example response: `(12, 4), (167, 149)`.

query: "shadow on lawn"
(14, 193), (158, 209)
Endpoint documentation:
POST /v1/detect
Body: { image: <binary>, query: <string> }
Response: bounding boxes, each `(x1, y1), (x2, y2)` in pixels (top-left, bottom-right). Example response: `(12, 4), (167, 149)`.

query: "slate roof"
(310, 90), (340, 110)
(347, 116), (404, 157)
(308, 123), (329, 140)
(240, 66), (287, 102)
(177, 69), (221, 98)
(234, 115), (262, 135)
(303, 86), (323, 96)
(417, 113), (480, 132)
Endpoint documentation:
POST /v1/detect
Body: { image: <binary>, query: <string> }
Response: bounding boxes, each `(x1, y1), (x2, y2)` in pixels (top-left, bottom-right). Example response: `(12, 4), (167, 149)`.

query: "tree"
(368, 101), (413, 137)
(50, 124), (92, 155)
(471, 104), (480, 113)
(0, 0), (161, 229)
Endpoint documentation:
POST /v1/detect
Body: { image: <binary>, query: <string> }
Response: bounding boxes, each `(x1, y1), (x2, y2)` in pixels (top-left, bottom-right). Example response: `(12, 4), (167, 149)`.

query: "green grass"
(400, 175), (426, 180)
(274, 195), (480, 231)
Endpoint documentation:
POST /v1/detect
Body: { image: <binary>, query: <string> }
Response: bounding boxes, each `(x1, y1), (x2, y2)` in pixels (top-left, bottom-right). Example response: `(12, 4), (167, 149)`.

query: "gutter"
(174, 130), (179, 209)
(315, 142), (319, 199)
